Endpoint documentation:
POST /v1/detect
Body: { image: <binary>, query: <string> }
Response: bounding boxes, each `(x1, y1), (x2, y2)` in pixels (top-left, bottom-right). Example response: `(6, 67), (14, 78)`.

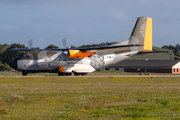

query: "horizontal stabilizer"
(137, 50), (167, 55)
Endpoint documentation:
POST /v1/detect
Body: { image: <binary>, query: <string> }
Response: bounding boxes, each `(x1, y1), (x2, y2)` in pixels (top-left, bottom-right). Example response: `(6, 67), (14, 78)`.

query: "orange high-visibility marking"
(69, 50), (96, 58)
(58, 65), (64, 72)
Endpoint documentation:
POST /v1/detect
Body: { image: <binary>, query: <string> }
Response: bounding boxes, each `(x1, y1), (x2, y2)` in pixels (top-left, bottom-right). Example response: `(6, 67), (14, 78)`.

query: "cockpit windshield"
(18, 53), (24, 58)
(18, 53), (30, 59)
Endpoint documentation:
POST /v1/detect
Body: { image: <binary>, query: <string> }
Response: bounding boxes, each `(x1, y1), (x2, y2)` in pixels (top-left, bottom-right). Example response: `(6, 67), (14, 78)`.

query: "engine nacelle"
(69, 50), (95, 58)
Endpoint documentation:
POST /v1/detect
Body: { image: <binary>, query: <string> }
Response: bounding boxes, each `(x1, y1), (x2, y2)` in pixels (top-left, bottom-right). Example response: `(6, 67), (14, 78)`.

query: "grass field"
(0, 77), (180, 120)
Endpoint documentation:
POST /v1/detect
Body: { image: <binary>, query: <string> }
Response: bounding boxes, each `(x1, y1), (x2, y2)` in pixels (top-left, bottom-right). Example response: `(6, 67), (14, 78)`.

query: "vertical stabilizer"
(129, 17), (152, 51)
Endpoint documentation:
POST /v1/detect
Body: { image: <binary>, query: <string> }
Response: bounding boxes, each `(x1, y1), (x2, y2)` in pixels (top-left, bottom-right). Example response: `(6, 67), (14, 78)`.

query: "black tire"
(58, 72), (64, 76)
(22, 71), (28, 76)
(81, 73), (87, 76)
(74, 72), (80, 76)
(65, 73), (72, 76)
(58, 72), (72, 76)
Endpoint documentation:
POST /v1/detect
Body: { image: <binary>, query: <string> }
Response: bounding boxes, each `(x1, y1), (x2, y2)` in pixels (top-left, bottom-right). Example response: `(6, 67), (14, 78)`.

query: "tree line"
(161, 44), (180, 57)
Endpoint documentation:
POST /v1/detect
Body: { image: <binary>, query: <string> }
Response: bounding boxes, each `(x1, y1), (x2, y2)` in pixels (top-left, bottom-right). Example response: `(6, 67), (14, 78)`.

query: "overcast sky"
(0, 0), (180, 48)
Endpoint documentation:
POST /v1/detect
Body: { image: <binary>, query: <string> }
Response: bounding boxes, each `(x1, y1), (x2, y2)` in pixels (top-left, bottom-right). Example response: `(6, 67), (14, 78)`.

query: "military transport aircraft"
(9, 17), (153, 76)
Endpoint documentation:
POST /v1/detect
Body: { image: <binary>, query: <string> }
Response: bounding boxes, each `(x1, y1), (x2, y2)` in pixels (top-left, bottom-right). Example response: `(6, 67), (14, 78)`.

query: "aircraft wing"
(12, 44), (144, 59)
(11, 44), (143, 52)
(11, 48), (66, 51)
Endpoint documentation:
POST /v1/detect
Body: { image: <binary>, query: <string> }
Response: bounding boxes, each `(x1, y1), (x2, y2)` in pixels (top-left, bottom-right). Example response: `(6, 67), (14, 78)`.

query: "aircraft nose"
(9, 60), (17, 70)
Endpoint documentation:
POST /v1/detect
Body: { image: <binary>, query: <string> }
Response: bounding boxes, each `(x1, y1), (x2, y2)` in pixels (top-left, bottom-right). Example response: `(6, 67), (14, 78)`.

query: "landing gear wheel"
(58, 72), (64, 76)
(81, 73), (87, 76)
(74, 72), (80, 76)
(64, 73), (72, 76)
(22, 71), (28, 76)
(58, 72), (72, 76)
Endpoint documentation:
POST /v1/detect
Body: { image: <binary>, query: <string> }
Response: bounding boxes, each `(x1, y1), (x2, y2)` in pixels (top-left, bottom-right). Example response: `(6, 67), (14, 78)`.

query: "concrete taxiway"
(0, 75), (180, 77)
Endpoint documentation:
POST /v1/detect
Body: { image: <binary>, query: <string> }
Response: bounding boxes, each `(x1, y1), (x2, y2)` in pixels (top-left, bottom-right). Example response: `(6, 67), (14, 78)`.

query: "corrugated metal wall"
(127, 53), (173, 60)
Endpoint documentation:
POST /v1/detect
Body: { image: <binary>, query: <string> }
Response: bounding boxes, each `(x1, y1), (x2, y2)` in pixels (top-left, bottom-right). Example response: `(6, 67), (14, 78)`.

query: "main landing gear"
(58, 72), (72, 76)
(22, 71), (28, 76)
(58, 72), (87, 76)
(74, 72), (87, 76)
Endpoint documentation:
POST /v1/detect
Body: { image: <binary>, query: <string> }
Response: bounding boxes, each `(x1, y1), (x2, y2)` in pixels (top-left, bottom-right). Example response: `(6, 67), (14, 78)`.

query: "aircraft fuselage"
(10, 50), (138, 75)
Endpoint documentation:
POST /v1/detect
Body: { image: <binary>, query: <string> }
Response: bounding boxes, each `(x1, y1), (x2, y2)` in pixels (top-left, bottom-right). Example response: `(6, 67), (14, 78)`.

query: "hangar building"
(107, 60), (180, 74)
(106, 47), (180, 74)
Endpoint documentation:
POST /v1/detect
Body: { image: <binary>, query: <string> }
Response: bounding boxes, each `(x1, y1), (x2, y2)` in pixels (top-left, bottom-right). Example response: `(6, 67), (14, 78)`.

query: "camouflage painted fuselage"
(16, 48), (138, 73)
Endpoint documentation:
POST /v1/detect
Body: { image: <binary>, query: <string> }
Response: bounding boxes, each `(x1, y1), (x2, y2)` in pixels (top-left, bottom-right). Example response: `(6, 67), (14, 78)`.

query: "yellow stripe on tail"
(143, 18), (152, 51)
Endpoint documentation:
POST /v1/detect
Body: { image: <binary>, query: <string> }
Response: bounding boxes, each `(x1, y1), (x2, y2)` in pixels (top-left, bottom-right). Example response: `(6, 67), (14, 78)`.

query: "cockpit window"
(18, 53), (24, 58)
(18, 53), (30, 59)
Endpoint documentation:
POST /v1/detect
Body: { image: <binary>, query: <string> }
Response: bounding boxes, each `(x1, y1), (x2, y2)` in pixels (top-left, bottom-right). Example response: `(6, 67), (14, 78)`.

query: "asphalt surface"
(0, 75), (180, 77)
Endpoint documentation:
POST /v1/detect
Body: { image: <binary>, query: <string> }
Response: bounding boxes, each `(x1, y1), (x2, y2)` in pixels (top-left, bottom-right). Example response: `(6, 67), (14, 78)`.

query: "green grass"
(0, 77), (180, 119)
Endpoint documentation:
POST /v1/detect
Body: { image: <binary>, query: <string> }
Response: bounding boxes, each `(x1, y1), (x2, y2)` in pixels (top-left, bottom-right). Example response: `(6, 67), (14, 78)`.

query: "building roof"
(174, 56), (180, 60)
(109, 60), (180, 68)
(126, 46), (174, 60)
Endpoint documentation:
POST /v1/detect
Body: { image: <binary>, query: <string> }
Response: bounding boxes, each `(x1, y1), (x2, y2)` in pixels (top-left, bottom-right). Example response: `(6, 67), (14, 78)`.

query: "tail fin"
(129, 17), (152, 51)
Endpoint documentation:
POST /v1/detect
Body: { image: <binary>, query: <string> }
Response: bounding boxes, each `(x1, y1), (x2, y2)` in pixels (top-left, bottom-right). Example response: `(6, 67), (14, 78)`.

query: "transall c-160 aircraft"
(9, 17), (155, 76)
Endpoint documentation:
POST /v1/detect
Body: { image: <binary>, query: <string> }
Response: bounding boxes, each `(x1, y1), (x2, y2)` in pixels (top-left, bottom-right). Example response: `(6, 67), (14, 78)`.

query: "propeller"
(62, 38), (66, 49)
(28, 39), (33, 49)
(62, 38), (69, 55)
(61, 38), (69, 62)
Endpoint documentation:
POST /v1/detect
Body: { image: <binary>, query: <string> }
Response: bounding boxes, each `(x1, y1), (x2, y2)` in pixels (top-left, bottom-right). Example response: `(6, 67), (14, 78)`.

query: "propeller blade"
(28, 39), (33, 49)
(62, 38), (66, 49)
(61, 38), (69, 64)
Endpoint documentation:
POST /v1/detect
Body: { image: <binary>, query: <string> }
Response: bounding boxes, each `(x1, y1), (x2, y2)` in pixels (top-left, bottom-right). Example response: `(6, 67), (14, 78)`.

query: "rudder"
(129, 17), (152, 51)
